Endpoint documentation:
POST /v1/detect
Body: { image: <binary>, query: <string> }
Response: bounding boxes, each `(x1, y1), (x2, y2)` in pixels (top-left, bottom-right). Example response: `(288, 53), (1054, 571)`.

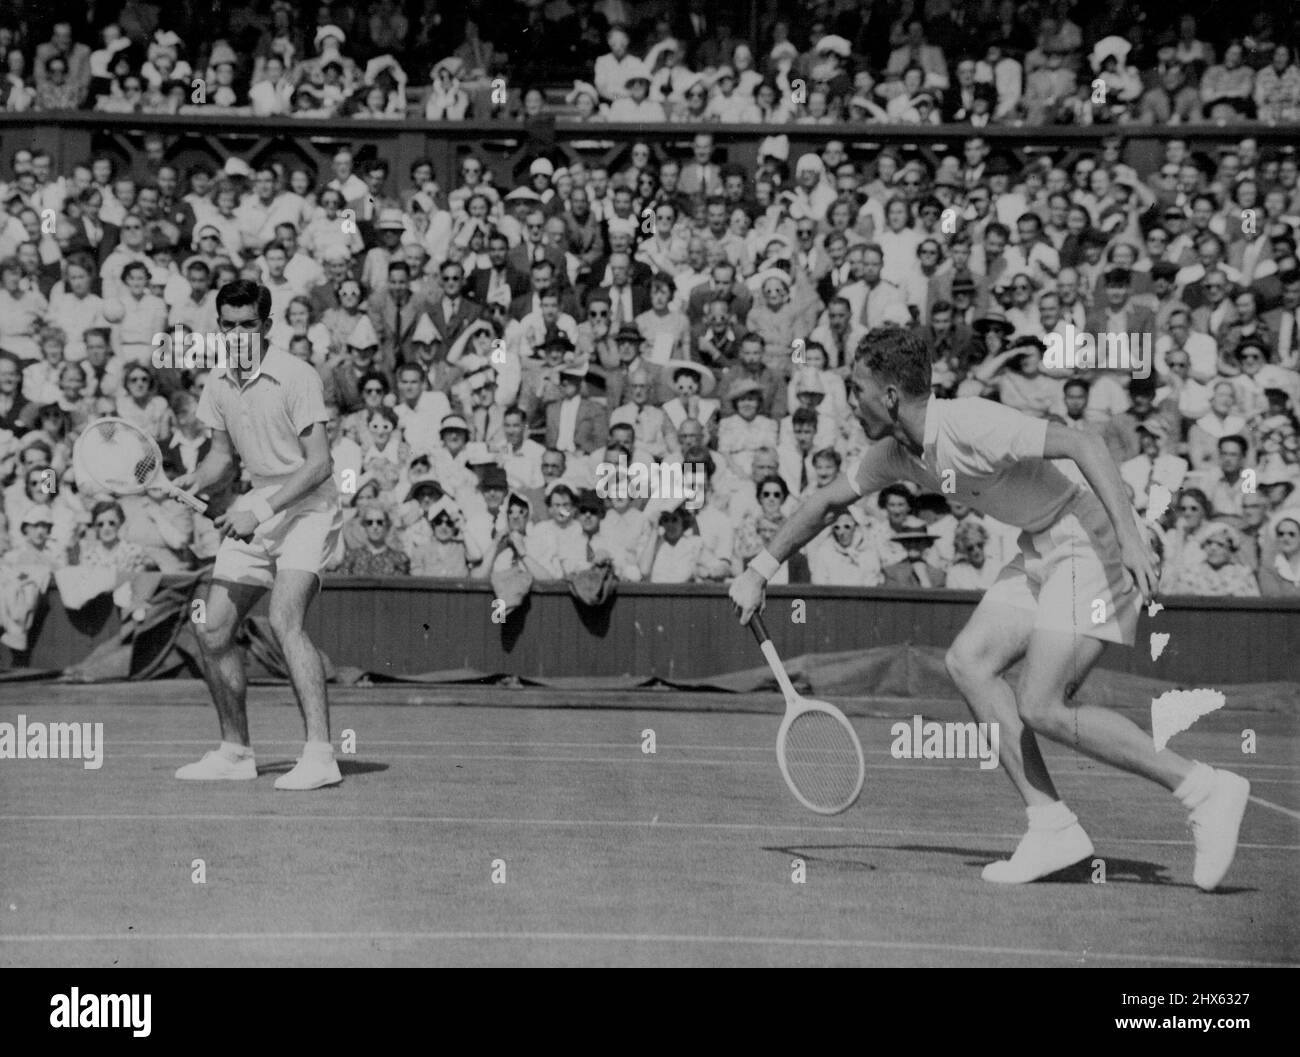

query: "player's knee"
(268, 603), (303, 642)
(195, 615), (237, 655)
(945, 640), (987, 687)
(1017, 693), (1068, 737)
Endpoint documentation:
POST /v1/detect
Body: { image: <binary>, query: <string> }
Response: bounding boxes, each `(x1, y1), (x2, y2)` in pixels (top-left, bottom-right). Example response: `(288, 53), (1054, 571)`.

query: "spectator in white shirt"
(809, 511), (883, 586)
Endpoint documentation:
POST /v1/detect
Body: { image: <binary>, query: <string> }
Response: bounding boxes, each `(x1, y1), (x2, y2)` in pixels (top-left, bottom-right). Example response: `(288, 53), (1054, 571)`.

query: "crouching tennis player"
(730, 327), (1250, 889)
(172, 280), (345, 790)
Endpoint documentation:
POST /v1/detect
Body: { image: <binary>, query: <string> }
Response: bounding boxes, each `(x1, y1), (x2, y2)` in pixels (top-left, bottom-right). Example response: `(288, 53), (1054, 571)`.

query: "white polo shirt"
(197, 345), (337, 504)
(851, 396), (1080, 535)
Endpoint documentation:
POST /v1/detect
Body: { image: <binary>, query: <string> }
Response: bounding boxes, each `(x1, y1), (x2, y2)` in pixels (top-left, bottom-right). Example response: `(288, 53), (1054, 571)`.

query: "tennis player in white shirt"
(731, 326), (1250, 890)
(172, 280), (345, 791)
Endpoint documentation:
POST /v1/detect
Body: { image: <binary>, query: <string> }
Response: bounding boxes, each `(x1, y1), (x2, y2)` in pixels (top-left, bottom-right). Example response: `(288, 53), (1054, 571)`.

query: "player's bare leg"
(946, 599), (1095, 882)
(946, 600), (1059, 807)
(268, 569), (341, 790)
(1016, 628), (1251, 891)
(175, 579), (264, 780)
(1016, 629), (1189, 788)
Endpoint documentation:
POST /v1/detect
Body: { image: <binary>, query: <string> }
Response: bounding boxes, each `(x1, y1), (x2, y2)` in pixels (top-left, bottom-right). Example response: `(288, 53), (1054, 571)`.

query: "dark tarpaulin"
(1, 573), (1295, 714)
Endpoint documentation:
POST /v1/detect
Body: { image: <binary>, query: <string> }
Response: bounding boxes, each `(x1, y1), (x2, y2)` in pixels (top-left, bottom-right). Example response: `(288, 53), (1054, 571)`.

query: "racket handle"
(165, 482), (209, 515)
(748, 612), (770, 646)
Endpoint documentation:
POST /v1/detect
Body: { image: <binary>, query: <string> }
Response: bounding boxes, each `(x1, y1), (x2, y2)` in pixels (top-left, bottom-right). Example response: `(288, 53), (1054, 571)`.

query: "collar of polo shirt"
(219, 341), (285, 390)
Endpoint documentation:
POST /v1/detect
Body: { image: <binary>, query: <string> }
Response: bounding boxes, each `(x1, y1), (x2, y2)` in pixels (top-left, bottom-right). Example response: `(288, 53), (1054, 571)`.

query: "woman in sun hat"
(661, 359), (719, 435)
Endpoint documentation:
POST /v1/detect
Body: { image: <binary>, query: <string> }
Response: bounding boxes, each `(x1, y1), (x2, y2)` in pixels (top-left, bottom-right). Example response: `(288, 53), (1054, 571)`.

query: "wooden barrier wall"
(8, 578), (1298, 685)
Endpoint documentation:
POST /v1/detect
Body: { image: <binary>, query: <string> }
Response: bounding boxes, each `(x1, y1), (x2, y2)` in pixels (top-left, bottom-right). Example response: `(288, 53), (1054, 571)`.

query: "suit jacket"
(428, 298), (483, 346)
(605, 359), (674, 410)
(686, 281), (753, 324)
(508, 242), (569, 285)
(468, 265), (530, 305)
(1083, 305), (1158, 341)
(509, 289), (582, 323)
(68, 218), (119, 267)
(319, 360), (368, 414)
(369, 290), (436, 360)
(545, 397), (610, 455)
(308, 279), (351, 317)
(586, 255), (654, 294)
(594, 284), (651, 322)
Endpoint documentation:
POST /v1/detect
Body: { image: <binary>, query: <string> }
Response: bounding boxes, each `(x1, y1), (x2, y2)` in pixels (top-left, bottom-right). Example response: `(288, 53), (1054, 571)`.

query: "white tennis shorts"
(212, 485), (344, 589)
(984, 489), (1140, 645)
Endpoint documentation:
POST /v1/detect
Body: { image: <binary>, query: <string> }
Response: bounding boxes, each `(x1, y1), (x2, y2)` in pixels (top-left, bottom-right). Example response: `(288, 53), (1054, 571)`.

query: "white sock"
(302, 740), (335, 762)
(219, 741), (253, 762)
(1174, 762), (1216, 809)
(1025, 800), (1076, 831)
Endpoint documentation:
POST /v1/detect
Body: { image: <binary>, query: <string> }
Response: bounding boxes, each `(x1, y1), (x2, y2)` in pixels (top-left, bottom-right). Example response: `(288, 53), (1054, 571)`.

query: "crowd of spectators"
(0, 4), (1297, 642)
(2, 2), (1299, 126)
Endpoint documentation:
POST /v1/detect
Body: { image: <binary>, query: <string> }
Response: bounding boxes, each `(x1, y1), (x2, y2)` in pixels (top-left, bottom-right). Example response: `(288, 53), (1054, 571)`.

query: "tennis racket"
(73, 417), (208, 514)
(749, 613), (865, 815)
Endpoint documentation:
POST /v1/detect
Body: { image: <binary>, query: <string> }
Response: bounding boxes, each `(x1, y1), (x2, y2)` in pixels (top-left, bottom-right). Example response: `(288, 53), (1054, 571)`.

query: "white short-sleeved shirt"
(197, 345), (337, 503)
(851, 396), (1079, 535)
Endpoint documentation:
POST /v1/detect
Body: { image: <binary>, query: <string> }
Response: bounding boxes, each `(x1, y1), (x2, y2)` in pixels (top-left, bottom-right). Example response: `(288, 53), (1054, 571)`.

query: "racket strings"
(77, 421), (159, 492)
(783, 710), (861, 811)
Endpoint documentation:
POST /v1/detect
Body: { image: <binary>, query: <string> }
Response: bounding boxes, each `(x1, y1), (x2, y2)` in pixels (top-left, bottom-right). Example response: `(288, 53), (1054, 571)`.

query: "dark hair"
(215, 279), (273, 323)
(791, 407), (819, 427)
(1218, 434), (1249, 453)
(878, 483), (915, 512)
(90, 500), (125, 524)
(853, 326), (932, 397)
(548, 484), (577, 505)
(359, 370), (390, 394)
(367, 405), (399, 428)
(756, 474), (789, 501)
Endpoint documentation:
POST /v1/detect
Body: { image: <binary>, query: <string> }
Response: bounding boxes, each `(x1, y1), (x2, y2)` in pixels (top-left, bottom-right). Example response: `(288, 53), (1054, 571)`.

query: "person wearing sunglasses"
(1258, 516), (1300, 596)
(409, 496), (475, 578)
(76, 499), (153, 574)
(339, 501), (410, 576)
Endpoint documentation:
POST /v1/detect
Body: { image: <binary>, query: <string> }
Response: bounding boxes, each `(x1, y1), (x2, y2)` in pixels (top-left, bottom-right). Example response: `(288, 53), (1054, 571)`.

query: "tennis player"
(730, 327), (1250, 890)
(172, 280), (345, 790)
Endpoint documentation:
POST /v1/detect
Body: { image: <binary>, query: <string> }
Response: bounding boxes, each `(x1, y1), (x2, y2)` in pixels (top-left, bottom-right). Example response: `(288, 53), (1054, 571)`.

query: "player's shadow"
(765, 843), (878, 872)
(257, 760), (389, 777)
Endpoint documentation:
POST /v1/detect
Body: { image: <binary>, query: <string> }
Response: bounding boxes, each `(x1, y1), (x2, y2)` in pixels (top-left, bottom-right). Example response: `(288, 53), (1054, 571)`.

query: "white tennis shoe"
(274, 755), (343, 791)
(982, 821), (1095, 883)
(1189, 770), (1250, 892)
(175, 750), (257, 781)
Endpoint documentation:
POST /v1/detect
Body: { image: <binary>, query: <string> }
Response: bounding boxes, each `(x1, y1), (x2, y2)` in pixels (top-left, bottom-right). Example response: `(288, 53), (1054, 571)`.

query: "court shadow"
(256, 760), (389, 777)
(764, 843), (879, 872)
(500, 598), (531, 652)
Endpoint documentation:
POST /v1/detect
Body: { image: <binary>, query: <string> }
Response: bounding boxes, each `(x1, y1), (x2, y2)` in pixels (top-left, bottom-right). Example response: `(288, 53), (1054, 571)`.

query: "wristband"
(248, 495), (276, 525)
(749, 549), (781, 582)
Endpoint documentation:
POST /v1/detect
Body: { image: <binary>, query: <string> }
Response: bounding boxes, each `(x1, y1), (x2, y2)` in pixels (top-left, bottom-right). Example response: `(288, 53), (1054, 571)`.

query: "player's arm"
(266, 422), (334, 515)
(173, 428), (236, 495)
(729, 474), (861, 624)
(1043, 423), (1158, 600)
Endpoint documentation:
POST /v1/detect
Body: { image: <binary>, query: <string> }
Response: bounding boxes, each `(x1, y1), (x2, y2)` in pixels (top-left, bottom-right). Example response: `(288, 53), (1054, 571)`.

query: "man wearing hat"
(604, 322), (670, 408)
(1119, 418), (1188, 515)
(546, 361), (608, 456)
(881, 517), (947, 589)
(319, 314), (382, 413)
(1085, 266), (1157, 346)
(360, 207), (410, 292)
(460, 353), (505, 446)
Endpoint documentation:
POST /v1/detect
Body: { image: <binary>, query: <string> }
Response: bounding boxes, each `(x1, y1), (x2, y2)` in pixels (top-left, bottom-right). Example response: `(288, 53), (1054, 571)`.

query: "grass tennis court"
(1, 682), (1296, 967)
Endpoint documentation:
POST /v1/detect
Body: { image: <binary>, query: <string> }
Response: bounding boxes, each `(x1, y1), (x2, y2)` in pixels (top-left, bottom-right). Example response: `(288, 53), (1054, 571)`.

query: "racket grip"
(167, 483), (209, 515)
(748, 612), (770, 646)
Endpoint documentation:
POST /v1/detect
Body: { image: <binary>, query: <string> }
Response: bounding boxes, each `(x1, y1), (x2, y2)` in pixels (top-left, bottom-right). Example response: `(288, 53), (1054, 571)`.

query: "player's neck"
(893, 397), (930, 455)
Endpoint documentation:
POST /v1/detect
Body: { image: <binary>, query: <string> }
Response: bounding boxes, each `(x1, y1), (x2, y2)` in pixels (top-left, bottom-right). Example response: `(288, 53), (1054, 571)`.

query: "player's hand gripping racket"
(749, 613), (865, 815)
(73, 417), (208, 514)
